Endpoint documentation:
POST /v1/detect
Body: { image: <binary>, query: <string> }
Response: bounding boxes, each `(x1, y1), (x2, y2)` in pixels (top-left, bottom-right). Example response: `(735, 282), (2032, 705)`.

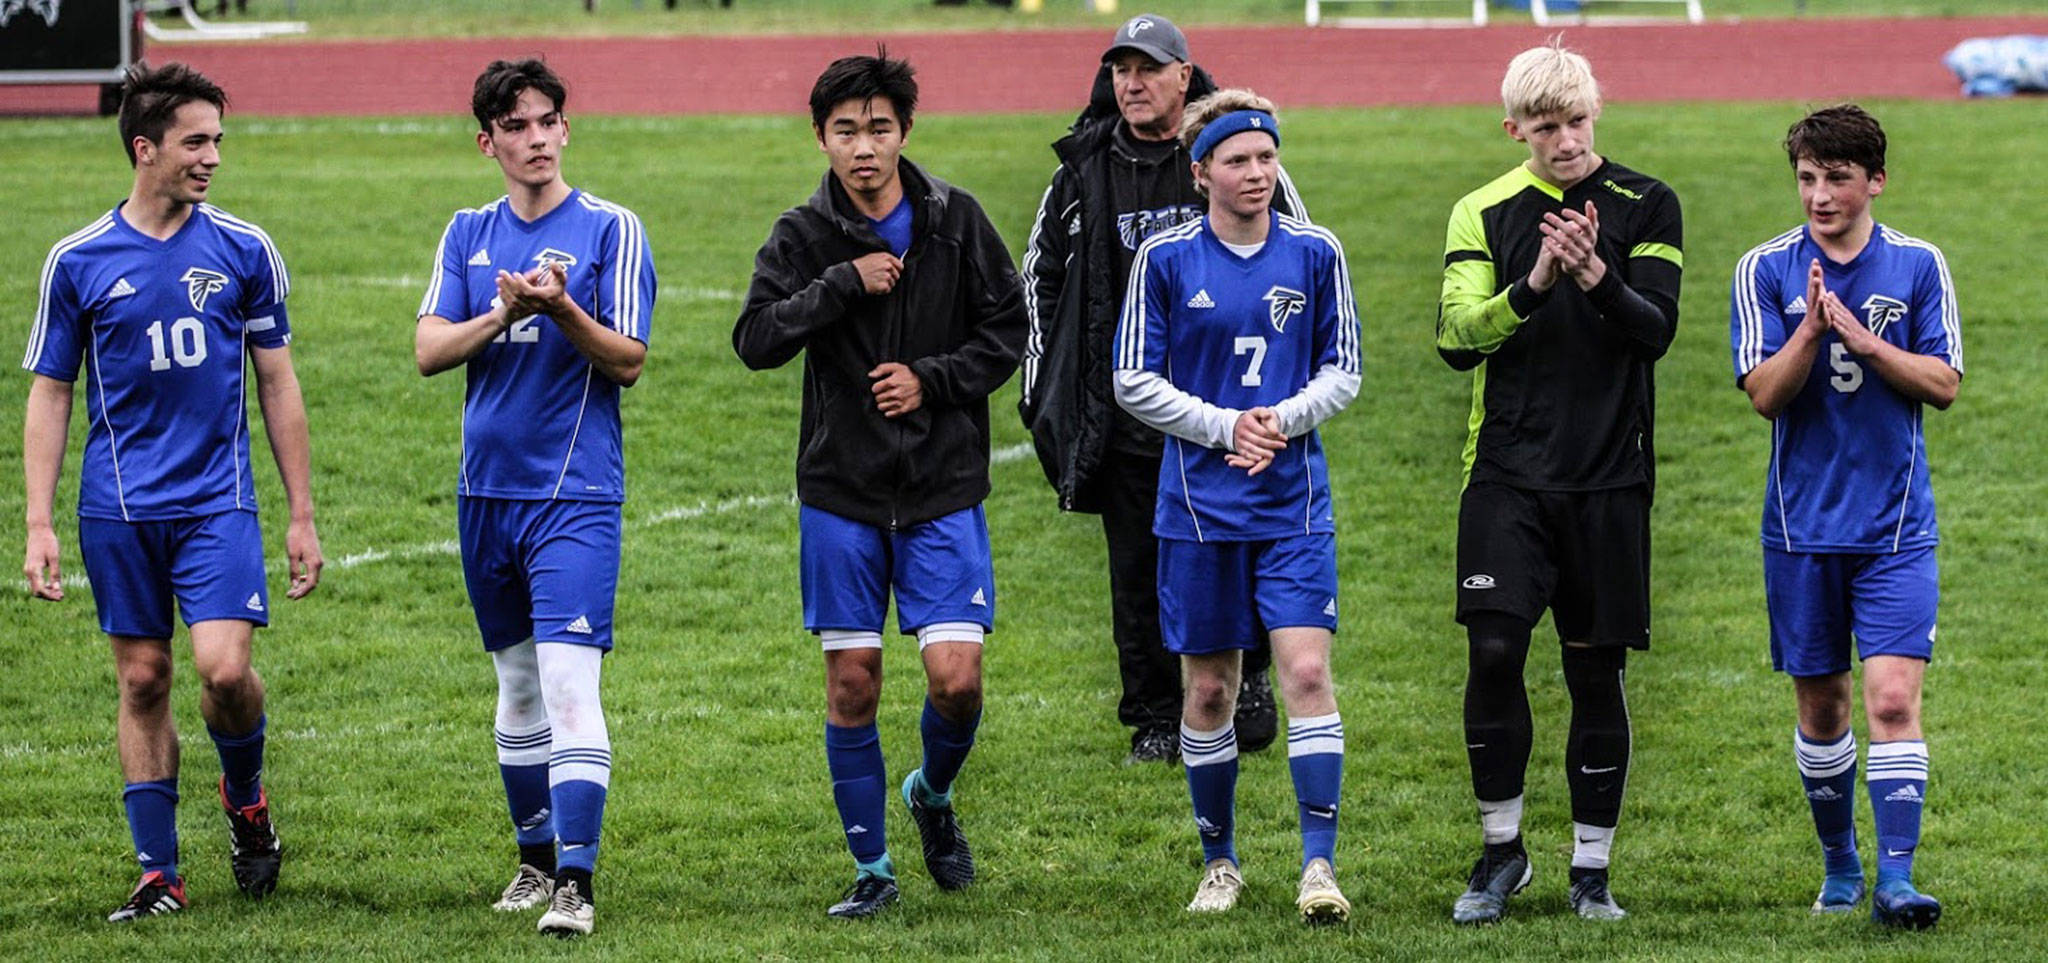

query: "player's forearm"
(1272, 365), (1362, 439)
(1858, 343), (1960, 410)
(545, 298), (646, 387)
(21, 377), (73, 529)
(1586, 260), (1680, 360)
(733, 262), (862, 371)
(416, 310), (508, 376)
(253, 358), (317, 522)
(1741, 329), (1823, 419)
(1437, 261), (1535, 357)
(1113, 368), (1239, 451)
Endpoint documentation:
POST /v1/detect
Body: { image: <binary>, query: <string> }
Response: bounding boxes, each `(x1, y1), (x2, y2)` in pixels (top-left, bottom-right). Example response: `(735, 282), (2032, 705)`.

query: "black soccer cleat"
(1568, 867), (1628, 920)
(1125, 725), (1181, 766)
(1452, 838), (1532, 925)
(902, 769), (975, 890)
(220, 778), (282, 897)
(1871, 878), (1941, 930)
(107, 871), (186, 923)
(827, 872), (900, 919)
(1235, 670), (1278, 753)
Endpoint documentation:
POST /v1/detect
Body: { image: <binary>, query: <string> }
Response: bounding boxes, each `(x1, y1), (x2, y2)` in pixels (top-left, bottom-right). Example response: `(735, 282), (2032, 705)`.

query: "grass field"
(2, 98), (2044, 959)
(185, 0), (2048, 40)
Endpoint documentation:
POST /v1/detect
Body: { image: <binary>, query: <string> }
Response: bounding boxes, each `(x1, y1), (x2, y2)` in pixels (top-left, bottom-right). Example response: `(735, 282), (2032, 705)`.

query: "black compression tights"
(1463, 614), (1633, 828)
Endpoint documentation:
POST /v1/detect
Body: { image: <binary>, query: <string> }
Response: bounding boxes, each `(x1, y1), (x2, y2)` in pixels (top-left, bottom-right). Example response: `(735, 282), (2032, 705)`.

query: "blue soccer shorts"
(1764, 545), (1938, 677)
(1157, 532), (1338, 655)
(459, 497), (621, 652)
(799, 503), (993, 648)
(79, 510), (269, 639)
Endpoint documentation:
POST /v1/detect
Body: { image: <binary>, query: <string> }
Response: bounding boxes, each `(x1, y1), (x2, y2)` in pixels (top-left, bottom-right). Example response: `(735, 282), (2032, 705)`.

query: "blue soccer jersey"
(1115, 211), (1361, 542)
(24, 203), (292, 521)
(418, 190), (655, 502)
(1731, 224), (1962, 553)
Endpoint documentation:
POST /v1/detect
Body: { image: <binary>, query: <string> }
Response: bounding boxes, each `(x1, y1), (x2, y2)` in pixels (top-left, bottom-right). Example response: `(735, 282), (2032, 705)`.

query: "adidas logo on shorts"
(970, 588), (987, 607)
(1323, 598), (1337, 617)
(565, 615), (592, 635)
(1186, 289), (1215, 309)
(244, 592), (264, 612)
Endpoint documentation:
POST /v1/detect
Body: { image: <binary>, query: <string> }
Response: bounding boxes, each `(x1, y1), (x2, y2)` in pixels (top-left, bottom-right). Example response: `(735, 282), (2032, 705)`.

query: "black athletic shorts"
(1455, 482), (1650, 649)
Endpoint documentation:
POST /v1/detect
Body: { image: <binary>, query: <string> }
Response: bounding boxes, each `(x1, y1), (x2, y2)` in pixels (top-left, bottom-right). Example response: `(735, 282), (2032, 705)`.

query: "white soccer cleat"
(1297, 857), (1352, 925)
(537, 877), (594, 937)
(493, 863), (554, 912)
(1187, 858), (1244, 913)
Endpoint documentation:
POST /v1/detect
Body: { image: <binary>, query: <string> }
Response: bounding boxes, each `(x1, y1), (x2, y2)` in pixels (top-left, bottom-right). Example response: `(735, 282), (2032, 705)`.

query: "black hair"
(1784, 103), (1886, 177)
(808, 47), (918, 132)
(117, 62), (227, 167)
(471, 58), (568, 132)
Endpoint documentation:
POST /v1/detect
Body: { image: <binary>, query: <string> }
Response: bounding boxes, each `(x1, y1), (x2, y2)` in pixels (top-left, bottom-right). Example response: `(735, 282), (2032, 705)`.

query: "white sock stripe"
(1794, 731), (1857, 778)
(1867, 740), (1928, 760)
(549, 747), (613, 763)
(548, 762), (612, 789)
(1867, 762), (1929, 780)
(1287, 735), (1346, 757)
(1180, 723), (1238, 766)
(1287, 721), (1345, 738)
(1795, 728), (1855, 752)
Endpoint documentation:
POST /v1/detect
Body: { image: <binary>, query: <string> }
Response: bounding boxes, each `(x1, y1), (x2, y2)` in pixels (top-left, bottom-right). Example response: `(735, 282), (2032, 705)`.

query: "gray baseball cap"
(1103, 13), (1189, 65)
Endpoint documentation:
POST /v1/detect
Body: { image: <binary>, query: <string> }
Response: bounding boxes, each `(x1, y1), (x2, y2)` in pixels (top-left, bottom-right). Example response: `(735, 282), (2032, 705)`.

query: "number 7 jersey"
(24, 203), (292, 521)
(418, 190), (654, 503)
(1730, 223), (1962, 553)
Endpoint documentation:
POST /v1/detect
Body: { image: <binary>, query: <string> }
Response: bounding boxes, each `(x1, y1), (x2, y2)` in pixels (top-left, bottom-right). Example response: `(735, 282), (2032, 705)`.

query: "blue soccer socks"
(1286, 713), (1344, 869)
(207, 715), (266, 810)
(826, 722), (890, 867)
(1868, 740), (1929, 884)
(1182, 722), (1239, 866)
(1795, 728), (1861, 880)
(122, 779), (180, 881)
(496, 719), (556, 849)
(917, 699), (979, 804)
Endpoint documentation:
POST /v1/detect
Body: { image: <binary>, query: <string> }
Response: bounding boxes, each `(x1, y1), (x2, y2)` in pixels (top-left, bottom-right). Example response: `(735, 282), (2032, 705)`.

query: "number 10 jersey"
(25, 203), (292, 521)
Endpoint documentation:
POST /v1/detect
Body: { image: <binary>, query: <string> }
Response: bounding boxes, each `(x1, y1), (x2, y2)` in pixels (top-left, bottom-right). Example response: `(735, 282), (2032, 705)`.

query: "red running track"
(5, 16), (2045, 116)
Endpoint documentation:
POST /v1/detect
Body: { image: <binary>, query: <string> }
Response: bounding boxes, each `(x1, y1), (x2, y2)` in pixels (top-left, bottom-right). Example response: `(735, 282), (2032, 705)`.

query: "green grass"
(2, 99), (2043, 959)
(186, 0), (2046, 40)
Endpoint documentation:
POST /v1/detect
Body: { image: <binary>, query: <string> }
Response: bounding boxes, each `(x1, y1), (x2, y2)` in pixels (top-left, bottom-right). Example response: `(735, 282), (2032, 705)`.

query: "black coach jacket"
(734, 159), (1026, 530)
(1018, 65), (1305, 513)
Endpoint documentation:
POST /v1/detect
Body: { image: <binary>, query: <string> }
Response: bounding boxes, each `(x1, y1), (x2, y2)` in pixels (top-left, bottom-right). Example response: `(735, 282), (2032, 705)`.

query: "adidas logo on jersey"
(1323, 598), (1337, 617)
(970, 588), (987, 607)
(1186, 289), (1216, 309)
(1884, 784), (1924, 804)
(244, 592), (264, 612)
(468, 248), (491, 266)
(107, 277), (136, 299)
(1784, 295), (1808, 315)
(565, 615), (593, 635)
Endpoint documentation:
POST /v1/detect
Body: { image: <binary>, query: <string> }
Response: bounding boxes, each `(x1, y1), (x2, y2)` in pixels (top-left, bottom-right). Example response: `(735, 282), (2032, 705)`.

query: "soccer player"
(1019, 13), (1305, 765)
(733, 51), (1026, 919)
(21, 62), (321, 923)
(1730, 104), (1958, 929)
(1114, 89), (1361, 923)
(1434, 44), (1682, 923)
(414, 58), (655, 938)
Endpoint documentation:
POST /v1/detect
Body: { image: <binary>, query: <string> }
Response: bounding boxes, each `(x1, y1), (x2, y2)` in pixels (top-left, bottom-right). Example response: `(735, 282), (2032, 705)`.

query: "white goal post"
(1306, 0), (1489, 29)
(1530, 0), (1704, 25)
(140, 0), (307, 42)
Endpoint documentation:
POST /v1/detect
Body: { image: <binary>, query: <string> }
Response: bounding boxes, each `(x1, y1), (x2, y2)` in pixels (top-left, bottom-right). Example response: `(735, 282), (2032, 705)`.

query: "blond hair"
(1499, 41), (1600, 120)
(1178, 88), (1277, 154)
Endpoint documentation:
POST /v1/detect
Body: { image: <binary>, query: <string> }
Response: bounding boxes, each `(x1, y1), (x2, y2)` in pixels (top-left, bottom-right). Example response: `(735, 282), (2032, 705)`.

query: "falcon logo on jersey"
(181, 268), (230, 312)
(533, 248), (579, 268)
(1861, 294), (1909, 338)
(0, 0), (61, 29)
(1263, 285), (1306, 333)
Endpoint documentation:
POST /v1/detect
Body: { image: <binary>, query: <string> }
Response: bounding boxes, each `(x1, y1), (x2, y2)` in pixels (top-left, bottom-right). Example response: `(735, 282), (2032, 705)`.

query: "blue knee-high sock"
(496, 719), (555, 848)
(1181, 722), (1239, 865)
(916, 698), (979, 804)
(1287, 713), (1344, 868)
(208, 714), (266, 809)
(1867, 740), (1928, 884)
(550, 778), (608, 874)
(122, 780), (180, 881)
(826, 722), (890, 873)
(1795, 728), (1860, 879)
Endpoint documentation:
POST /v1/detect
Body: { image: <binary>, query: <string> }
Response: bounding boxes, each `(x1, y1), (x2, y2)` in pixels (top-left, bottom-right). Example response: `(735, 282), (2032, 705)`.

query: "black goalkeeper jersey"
(1435, 158), (1683, 494)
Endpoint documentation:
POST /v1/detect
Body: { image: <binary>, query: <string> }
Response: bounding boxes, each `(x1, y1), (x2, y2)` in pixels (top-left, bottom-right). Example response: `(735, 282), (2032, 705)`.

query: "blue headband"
(1190, 110), (1279, 162)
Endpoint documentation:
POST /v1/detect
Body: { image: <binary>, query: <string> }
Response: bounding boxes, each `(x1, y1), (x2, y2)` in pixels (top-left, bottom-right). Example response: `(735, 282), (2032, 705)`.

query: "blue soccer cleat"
(1871, 878), (1941, 930)
(1811, 873), (1865, 914)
